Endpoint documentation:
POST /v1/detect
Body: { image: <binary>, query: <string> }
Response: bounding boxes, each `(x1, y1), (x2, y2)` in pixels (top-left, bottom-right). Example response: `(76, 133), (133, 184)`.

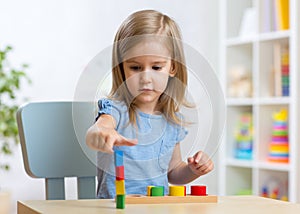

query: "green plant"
(0, 45), (31, 171)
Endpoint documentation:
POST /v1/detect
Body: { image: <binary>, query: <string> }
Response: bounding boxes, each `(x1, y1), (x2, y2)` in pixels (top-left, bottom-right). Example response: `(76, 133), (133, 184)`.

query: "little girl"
(86, 9), (213, 199)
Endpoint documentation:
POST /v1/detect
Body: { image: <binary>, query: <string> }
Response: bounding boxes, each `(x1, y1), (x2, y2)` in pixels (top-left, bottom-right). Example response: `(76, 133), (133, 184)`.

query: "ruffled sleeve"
(176, 125), (188, 142)
(95, 98), (121, 127)
(175, 113), (188, 142)
(98, 99), (112, 116)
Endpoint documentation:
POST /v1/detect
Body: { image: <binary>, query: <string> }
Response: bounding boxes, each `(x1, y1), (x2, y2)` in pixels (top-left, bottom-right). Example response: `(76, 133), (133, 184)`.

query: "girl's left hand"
(187, 151), (214, 176)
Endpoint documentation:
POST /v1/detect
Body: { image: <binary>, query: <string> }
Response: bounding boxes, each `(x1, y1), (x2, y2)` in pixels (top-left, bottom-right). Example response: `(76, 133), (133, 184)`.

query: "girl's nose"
(140, 71), (152, 83)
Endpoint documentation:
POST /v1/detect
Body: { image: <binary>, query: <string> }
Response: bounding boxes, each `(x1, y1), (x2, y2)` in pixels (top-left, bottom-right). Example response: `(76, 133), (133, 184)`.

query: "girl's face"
(122, 41), (175, 113)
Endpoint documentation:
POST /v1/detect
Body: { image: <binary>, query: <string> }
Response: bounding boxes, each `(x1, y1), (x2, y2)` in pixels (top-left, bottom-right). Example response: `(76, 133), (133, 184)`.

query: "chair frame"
(17, 101), (97, 200)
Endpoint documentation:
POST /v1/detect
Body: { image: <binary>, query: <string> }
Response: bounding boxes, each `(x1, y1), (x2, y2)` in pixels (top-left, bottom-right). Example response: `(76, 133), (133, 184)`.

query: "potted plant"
(0, 45), (30, 213)
(0, 45), (30, 171)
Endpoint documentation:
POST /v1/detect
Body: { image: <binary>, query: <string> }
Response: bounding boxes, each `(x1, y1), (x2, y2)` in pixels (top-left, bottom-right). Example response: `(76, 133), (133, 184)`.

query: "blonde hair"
(110, 10), (190, 125)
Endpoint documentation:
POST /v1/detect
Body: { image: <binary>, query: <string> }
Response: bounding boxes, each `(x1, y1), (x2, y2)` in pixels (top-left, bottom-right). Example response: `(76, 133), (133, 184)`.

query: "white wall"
(0, 0), (219, 213)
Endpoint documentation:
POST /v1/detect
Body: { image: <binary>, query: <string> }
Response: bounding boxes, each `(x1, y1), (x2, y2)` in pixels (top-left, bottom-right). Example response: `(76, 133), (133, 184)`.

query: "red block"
(191, 185), (207, 196)
(115, 165), (124, 180)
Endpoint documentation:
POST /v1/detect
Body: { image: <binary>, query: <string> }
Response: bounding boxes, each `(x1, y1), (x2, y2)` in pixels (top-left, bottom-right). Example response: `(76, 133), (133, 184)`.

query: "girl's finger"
(115, 135), (138, 146)
(196, 161), (214, 173)
(193, 151), (203, 164)
(187, 157), (194, 165)
(104, 135), (115, 154)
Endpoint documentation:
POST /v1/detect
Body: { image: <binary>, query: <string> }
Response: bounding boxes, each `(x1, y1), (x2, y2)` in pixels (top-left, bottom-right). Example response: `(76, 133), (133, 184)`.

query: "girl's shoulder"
(98, 98), (127, 112)
(96, 98), (128, 125)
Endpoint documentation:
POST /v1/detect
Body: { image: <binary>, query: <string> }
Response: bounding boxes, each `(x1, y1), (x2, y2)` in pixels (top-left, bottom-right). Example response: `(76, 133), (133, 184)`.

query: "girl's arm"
(167, 143), (214, 184)
(85, 114), (137, 154)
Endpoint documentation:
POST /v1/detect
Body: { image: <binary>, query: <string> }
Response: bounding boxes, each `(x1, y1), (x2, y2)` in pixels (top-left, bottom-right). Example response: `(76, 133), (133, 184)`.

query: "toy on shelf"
(234, 113), (253, 160)
(281, 48), (290, 96)
(268, 108), (289, 163)
(227, 65), (253, 98)
(260, 177), (288, 201)
(272, 44), (290, 97)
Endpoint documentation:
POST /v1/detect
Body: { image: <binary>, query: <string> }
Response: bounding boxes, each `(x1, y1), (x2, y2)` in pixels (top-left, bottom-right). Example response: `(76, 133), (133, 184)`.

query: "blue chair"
(17, 101), (97, 200)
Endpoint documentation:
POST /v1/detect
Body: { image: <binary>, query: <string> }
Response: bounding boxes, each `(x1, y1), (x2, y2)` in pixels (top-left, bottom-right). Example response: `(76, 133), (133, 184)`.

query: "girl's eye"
(152, 66), (162, 71)
(130, 66), (142, 71)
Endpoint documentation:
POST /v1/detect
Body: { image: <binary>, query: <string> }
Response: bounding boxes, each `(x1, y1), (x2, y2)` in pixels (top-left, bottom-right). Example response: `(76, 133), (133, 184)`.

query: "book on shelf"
(275, 0), (289, 31)
(262, 0), (274, 32)
(262, 0), (289, 32)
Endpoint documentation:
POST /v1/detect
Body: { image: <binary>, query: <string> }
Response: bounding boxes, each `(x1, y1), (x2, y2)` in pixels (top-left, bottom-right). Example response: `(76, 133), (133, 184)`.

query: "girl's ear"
(169, 61), (176, 77)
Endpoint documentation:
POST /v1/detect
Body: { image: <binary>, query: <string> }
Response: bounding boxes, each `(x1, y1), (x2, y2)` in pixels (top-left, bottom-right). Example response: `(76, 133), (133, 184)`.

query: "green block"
(151, 186), (164, 196)
(116, 194), (125, 209)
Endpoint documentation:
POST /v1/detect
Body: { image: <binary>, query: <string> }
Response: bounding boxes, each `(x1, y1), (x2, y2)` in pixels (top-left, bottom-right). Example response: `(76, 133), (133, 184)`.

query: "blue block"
(114, 150), (123, 167)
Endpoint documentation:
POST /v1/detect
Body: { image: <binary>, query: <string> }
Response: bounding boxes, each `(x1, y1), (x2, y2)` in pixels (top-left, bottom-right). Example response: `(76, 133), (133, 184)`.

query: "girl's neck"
(136, 103), (161, 115)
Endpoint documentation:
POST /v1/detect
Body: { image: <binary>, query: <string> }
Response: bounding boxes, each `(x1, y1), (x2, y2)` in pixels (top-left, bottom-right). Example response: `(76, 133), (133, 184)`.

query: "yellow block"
(169, 186), (185, 196)
(147, 186), (154, 196)
(116, 180), (125, 195)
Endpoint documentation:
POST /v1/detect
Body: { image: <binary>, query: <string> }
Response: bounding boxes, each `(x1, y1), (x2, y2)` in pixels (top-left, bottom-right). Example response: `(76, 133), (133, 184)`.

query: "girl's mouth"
(139, 88), (154, 92)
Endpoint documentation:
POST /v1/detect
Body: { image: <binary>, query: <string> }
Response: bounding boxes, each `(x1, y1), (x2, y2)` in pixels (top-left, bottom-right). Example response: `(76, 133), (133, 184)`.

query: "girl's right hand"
(85, 117), (137, 154)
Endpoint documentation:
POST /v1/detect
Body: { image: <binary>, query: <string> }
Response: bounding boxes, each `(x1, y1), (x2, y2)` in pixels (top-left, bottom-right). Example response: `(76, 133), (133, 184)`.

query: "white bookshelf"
(218, 0), (300, 202)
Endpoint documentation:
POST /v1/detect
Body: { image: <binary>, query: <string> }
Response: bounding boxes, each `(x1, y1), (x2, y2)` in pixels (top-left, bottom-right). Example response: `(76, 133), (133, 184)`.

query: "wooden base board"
(125, 195), (218, 204)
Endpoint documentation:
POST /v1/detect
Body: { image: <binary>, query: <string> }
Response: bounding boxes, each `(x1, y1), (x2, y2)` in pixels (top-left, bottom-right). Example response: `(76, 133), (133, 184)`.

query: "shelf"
(226, 37), (255, 46)
(219, 0), (299, 202)
(258, 97), (291, 105)
(259, 30), (290, 42)
(226, 158), (254, 168)
(226, 97), (290, 106)
(225, 30), (290, 47)
(226, 98), (254, 106)
(226, 166), (253, 196)
(258, 162), (290, 172)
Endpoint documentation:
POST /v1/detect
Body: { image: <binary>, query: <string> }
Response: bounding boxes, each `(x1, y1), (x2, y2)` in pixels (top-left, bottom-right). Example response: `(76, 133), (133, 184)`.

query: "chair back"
(17, 101), (97, 200)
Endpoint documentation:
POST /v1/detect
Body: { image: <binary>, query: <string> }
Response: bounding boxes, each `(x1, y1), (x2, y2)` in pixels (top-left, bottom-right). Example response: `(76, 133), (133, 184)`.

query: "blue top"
(96, 98), (187, 199)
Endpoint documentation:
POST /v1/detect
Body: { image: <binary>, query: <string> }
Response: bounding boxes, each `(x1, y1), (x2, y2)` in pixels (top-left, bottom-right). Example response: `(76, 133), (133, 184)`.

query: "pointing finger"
(115, 135), (138, 147)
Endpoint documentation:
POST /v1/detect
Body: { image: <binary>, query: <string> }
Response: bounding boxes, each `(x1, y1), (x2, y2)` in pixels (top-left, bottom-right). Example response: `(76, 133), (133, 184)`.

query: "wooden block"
(169, 186), (185, 196)
(115, 165), (124, 180)
(147, 186), (154, 196)
(115, 180), (125, 195)
(191, 185), (207, 196)
(116, 195), (125, 209)
(151, 186), (164, 196)
(125, 195), (218, 204)
(114, 150), (123, 167)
